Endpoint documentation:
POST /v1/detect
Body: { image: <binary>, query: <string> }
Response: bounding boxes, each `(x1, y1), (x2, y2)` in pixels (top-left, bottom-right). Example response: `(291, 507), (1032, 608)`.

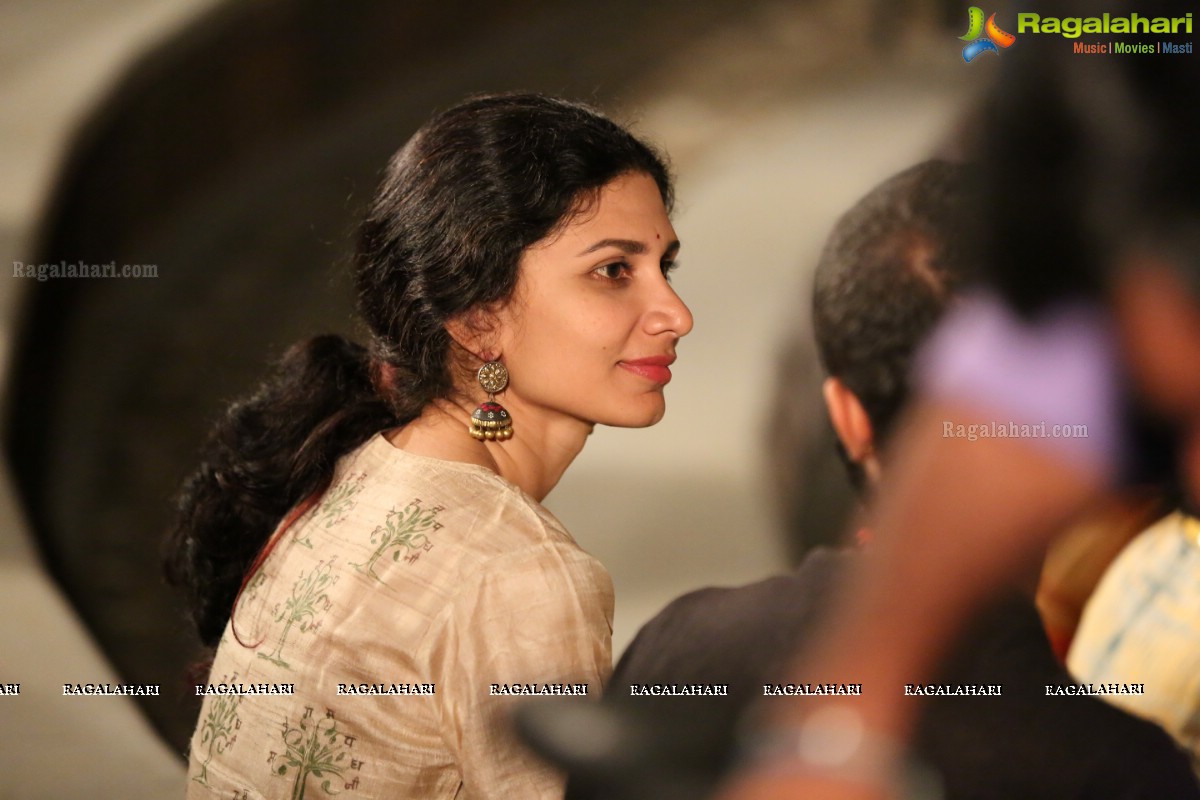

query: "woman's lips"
(618, 356), (675, 384)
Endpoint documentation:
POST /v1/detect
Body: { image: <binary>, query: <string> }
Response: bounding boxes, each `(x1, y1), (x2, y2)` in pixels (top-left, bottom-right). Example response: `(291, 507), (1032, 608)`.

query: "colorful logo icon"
(960, 7), (1016, 62)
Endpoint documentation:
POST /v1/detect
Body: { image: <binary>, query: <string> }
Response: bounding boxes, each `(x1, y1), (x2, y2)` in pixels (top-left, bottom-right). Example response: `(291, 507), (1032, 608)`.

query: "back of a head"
(979, 0), (1200, 314)
(812, 160), (978, 448)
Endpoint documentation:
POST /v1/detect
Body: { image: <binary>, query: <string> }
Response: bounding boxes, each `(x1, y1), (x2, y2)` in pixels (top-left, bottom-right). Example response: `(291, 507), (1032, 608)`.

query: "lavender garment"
(915, 291), (1124, 482)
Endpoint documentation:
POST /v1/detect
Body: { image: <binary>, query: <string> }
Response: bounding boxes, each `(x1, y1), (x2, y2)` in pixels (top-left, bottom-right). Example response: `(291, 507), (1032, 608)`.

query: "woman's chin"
(595, 403), (667, 429)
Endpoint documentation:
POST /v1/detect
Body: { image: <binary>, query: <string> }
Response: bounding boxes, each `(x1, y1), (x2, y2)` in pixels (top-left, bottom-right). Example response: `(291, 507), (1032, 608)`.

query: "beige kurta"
(186, 432), (614, 800)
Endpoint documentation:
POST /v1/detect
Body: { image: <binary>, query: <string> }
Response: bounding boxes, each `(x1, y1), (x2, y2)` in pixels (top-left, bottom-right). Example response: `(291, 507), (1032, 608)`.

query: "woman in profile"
(166, 93), (692, 799)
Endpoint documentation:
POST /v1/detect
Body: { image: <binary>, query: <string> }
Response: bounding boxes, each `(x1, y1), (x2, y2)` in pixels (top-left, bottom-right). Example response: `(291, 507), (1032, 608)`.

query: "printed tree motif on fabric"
(227, 568), (274, 645)
(257, 558), (339, 669)
(296, 472), (368, 548)
(192, 692), (242, 786)
(350, 498), (444, 580)
(269, 706), (364, 800)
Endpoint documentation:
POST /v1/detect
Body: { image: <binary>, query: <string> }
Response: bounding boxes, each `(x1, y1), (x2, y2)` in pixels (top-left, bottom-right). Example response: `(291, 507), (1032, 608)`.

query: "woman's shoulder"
(333, 432), (586, 560)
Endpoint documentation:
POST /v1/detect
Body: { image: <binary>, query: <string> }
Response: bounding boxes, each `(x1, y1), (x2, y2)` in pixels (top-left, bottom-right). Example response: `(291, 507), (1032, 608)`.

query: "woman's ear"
(445, 307), (501, 361)
(822, 376), (875, 463)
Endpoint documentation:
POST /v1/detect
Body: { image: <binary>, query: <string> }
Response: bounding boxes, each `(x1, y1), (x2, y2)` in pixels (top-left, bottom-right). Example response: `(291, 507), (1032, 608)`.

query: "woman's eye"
(660, 260), (679, 280)
(594, 261), (631, 281)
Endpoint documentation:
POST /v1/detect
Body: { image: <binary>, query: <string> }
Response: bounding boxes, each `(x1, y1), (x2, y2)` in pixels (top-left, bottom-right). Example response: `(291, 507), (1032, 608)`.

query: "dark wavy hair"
(165, 93), (672, 647)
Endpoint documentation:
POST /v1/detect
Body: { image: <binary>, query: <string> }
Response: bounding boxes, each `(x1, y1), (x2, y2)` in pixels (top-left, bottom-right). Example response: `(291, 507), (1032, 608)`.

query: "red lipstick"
(618, 355), (675, 384)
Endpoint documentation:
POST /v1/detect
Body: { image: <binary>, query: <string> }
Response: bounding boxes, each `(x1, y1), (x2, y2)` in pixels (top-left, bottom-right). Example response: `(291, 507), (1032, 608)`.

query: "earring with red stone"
(469, 360), (514, 442)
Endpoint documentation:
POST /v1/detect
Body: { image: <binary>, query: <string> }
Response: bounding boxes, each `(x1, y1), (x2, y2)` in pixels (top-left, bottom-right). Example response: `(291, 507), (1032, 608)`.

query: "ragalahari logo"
(960, 7), (1017, 62)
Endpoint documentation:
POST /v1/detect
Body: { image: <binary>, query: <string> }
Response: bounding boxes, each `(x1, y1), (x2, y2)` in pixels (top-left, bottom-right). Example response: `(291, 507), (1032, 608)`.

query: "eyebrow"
(577, 238), (681, 257)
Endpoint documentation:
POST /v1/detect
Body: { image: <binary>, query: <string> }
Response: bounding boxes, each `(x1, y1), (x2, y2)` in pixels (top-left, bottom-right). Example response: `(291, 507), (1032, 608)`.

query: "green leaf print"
(296, 472), (368, 548)
(350, 498), (443, 580)
(191, 693), (241, 786)
(257, 558), (339, 669)
(275, 709), (350, 800)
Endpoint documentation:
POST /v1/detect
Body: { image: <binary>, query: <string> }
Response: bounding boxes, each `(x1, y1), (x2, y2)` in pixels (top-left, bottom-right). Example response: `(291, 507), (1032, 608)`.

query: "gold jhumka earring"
(469, 361), (514, 441)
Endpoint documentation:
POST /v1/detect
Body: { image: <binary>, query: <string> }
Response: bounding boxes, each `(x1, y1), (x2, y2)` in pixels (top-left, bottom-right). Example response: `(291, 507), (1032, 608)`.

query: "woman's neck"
(384, 396), (592, 502)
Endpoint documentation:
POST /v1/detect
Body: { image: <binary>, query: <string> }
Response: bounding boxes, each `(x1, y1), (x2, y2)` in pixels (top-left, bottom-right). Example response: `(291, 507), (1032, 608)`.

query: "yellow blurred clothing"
(1068, 512), (1200, 774)
(185, 432), (613, 800)
(1036, 493), (1161, 661)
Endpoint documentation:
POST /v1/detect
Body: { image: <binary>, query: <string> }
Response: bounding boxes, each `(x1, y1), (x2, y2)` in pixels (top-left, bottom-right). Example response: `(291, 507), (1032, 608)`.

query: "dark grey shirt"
(564, 548), (1200, 800)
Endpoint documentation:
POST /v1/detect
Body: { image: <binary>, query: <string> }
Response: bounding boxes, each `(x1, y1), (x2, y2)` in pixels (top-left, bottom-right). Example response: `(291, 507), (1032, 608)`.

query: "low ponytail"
(165, 335), (400, 647)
